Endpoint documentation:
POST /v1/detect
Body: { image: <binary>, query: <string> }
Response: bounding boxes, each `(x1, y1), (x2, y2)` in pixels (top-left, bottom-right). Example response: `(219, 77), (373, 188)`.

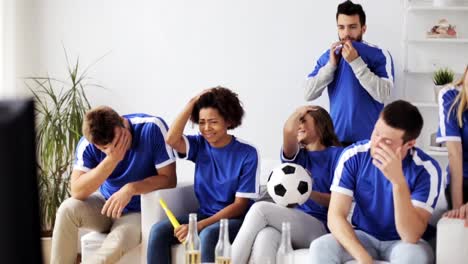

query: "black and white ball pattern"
(266, 163), (313, 207)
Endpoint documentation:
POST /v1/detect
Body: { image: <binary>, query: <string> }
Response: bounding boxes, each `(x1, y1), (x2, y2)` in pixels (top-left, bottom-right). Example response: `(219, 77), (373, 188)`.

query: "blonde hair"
(448, 66), (468, 127)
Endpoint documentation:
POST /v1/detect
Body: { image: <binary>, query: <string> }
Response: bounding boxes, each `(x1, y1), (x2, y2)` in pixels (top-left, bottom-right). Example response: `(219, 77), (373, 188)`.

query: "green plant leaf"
(24, 49), (104, 233)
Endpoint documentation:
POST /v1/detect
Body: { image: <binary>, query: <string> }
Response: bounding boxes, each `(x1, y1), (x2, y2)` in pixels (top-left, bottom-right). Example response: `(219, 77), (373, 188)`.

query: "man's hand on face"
(104, 127), (131, 164)
(342, 40), (359, 63)
(329, 41), (343, 66)
(372, 143), (405, 185)
(101, 184), (133, 218)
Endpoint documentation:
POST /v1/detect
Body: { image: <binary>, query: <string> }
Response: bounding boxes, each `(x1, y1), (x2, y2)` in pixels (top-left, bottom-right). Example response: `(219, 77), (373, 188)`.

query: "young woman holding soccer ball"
(232, 105), (343, 264)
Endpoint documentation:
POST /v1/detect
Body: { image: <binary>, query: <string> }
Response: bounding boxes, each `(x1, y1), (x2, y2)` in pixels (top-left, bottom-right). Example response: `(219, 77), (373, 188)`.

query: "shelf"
(425, 149), (448, 157)
(404, 69), (464, 75)
(408, 5), (468, 11)
(408, 38), (468, 44)
(412, 101), (438, 108)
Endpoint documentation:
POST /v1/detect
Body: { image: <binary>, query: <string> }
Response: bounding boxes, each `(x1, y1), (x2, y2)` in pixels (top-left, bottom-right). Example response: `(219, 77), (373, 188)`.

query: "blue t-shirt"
(308, 41), (394, 143)
(437, 86), (468, 181)
(331, 140), (441, 241)
(74, 114), (176, 212)
(281, 146), (344, 224)
(180, 135), (260, 217)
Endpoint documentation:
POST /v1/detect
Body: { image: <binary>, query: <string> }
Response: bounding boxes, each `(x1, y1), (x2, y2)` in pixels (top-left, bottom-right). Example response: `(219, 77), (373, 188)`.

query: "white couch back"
(175, 158), (280, 185)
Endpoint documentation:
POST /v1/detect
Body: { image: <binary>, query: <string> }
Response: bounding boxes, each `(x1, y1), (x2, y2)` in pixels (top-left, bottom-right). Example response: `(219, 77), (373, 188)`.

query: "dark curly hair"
(82, 106), (124, 146)
(190, 86), (244, 129)
(305, 106), (341, 147)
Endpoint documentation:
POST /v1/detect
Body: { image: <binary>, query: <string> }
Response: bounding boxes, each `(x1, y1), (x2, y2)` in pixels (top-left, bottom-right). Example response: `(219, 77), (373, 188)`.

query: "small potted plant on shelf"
(433, 67), (455, 103)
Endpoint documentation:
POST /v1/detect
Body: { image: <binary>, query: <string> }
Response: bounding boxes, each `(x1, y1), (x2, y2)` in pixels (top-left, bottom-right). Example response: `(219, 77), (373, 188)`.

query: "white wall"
(15, 0), (405, 175)
(0, 0), (17, 98)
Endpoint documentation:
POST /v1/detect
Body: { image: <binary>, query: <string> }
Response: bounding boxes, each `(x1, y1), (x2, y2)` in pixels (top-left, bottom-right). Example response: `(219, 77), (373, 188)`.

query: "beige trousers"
(51, 193), (141, 264)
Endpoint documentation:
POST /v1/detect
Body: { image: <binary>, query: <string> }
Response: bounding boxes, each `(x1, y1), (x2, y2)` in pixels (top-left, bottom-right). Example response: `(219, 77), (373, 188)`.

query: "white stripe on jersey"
(280, 145), (301, 162)
(129, 116), (176, 163)
(74, 138), (91, 171)
(437, 86), (459, 139)
(412, 149), (439, 214)
(383, 50), (393, 83)
(236, 137), (261, 198)
(175, 135), (191, 160)
(363, 41), (394, 83)
(331, 142), (371, 195)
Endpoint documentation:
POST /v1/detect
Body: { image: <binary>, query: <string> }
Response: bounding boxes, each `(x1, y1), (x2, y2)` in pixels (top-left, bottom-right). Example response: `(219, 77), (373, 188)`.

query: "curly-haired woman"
(147, 87), (260, 263)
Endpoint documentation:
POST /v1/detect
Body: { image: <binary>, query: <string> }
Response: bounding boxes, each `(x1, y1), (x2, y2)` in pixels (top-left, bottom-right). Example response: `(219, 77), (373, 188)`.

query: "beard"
(338, 33), (363, 42)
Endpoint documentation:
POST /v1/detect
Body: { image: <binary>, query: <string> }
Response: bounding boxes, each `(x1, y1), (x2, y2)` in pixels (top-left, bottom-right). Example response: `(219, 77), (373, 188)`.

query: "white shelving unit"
(408, 38), (468, 43)
(408, 5), (468, 11)
(402, 0), (468, 160)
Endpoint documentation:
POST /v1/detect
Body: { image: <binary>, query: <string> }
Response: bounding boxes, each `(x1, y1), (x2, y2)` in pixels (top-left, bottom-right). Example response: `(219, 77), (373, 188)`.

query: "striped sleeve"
(129, 116), (176, 169)
(235, 139), (261, 199)
(437, 86), (462, 143)
(349, 48), (393, 104)
(410, 150), (442, 214)
(330, 143), (370, 197)
(280, 146), (301, 162)
(152, 117), (176, 169)
(73, 137), (97, 172)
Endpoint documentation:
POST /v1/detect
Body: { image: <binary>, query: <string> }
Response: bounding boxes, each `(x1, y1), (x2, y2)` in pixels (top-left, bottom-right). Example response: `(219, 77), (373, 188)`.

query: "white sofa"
(138, 159), (387, 263)
(82, 159), (459, 264)
(436, 217), (468, 263)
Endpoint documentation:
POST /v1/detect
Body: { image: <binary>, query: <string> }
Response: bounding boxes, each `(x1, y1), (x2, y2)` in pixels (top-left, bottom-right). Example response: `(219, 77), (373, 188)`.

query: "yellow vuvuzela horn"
(159, 198), (181, 228)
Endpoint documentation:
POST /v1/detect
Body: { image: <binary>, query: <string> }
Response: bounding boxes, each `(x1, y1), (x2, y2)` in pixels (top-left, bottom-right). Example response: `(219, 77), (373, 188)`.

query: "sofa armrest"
(140, 182), (198, 263)
(436, 217), (468, 263)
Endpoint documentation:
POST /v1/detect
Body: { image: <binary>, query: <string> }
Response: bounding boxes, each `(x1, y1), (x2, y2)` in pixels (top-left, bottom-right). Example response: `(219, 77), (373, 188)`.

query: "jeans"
(147, 213), (243, 263)
(309, 230), (434, 264)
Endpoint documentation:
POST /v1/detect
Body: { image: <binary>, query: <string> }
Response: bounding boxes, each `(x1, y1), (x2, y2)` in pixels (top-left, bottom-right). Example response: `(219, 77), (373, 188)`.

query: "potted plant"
(433, 67), (455, 103)
(24, 50), (102, 263)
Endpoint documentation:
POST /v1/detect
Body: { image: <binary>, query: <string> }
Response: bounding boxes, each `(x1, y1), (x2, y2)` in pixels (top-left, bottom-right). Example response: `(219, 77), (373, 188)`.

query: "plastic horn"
(159, 198), (181, 228)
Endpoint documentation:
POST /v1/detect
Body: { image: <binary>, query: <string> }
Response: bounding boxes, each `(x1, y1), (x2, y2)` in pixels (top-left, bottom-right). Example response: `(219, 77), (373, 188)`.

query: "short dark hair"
(191, 86), (244, 129)
(381, 100), (423, 143)
(336, 0), (366, 26)
(83, 106), (124, 146)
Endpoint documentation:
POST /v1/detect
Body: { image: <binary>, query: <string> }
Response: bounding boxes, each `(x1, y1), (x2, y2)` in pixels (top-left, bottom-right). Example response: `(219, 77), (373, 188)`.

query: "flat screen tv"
(0, 99), (42, 263)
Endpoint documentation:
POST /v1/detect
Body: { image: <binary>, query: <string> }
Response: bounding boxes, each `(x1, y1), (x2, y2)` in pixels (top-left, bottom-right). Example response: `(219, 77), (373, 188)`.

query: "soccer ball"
(266, 163), (313, 207)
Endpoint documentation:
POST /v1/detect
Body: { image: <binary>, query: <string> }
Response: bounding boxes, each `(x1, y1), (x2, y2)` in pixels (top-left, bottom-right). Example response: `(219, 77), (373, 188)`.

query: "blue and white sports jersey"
(331, 140), (441, 241)
(73, 114), (176, 212)
(281, 146), (343, 224)
(180, 135), (260, 216)
(308, 41), (394, 143)
(437, 86), (468, 181)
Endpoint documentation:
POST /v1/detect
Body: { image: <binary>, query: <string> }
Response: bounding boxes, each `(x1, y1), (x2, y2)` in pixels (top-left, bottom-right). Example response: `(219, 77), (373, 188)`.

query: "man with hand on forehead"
(51, 106), (176, 264)
(304, 0), (394, 146)
(309, 100), (441, 264)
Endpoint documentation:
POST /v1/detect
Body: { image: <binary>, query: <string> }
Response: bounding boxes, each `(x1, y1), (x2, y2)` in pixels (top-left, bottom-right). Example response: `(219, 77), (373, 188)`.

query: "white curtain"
(0, 0), (16, 98)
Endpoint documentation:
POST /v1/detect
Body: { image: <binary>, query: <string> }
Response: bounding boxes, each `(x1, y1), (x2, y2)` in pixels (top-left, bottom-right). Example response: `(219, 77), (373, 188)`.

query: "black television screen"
(0, 99), (42, 263)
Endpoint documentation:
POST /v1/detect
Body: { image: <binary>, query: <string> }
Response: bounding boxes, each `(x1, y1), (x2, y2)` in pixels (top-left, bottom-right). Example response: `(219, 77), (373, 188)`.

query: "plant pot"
(41, 236), (52, 264)
(434, 85), (445, 104)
